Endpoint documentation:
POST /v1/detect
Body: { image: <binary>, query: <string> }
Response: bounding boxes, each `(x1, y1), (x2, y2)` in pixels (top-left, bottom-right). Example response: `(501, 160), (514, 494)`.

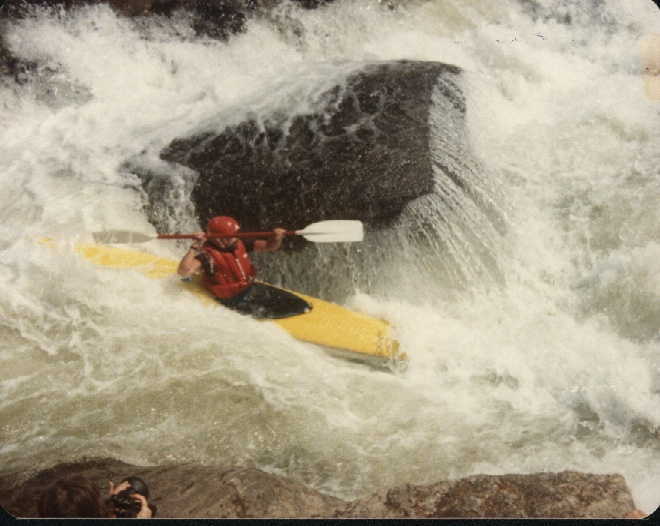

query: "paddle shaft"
(91, 220), (363, 244)
(157, 231), (295, 240)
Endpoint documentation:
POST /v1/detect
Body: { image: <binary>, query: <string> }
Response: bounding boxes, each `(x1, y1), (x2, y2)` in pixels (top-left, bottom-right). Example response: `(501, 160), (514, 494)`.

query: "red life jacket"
(200, 241), (256, 299)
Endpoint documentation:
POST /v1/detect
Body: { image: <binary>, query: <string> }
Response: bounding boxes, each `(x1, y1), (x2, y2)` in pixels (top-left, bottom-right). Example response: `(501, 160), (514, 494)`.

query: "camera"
(110, 489), (142, 518)
(109, 476), (152, 518)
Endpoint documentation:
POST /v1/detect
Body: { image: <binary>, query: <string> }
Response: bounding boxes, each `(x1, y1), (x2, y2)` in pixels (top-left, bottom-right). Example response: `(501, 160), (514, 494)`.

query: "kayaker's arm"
(254, 228), (286, 252)
(178, 247), (203, 277)
(178, 232), (205, 277)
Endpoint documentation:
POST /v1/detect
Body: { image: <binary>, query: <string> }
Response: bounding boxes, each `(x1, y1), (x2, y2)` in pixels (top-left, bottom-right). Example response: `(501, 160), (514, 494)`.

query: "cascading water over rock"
(0, 0), (659, 515)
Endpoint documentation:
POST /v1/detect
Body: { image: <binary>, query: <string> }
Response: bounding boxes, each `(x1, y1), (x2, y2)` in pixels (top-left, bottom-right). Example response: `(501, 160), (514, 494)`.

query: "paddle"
(92, 220), (364, 244)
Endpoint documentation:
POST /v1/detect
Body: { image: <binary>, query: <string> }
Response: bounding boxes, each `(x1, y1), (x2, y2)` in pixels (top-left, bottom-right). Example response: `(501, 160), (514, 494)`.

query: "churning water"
(1, 0), (659, 512)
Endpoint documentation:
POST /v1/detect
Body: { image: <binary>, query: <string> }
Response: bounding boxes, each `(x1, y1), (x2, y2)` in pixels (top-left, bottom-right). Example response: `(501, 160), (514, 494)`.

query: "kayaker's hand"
(253, 228), (285, 252)
(191, 231), (207, 249)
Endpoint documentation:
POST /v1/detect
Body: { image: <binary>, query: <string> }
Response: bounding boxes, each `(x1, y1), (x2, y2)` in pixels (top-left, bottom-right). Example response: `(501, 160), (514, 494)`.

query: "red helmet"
(207, 216), (240, 236)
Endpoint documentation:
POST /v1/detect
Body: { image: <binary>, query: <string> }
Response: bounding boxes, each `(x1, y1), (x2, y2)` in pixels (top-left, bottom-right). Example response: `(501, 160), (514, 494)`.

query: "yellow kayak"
(46, 240), (406, 368)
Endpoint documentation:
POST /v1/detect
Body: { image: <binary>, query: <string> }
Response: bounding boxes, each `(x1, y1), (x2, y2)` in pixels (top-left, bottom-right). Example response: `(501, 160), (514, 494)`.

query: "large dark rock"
(0, 458), (646, 518)
(158, 60), (462, 233)
(0, 458), (343, 518)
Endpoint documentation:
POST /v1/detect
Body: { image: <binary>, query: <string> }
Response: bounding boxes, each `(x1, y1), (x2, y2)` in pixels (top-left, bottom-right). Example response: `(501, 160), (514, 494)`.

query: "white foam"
(1, 0), (659, 510)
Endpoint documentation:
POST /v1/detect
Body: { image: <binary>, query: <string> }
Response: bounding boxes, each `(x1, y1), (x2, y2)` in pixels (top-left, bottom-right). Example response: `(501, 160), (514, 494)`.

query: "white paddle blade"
(91, 231), (156, 244)
(297, 220), (364, 243)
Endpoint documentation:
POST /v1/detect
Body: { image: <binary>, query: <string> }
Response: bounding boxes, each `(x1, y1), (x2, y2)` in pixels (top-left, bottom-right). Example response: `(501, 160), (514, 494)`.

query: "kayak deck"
(60, 242), (406, 367)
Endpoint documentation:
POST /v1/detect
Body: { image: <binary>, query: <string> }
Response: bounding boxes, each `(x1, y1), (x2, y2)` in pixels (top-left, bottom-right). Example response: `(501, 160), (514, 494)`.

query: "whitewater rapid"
(1, 0), (659, 513)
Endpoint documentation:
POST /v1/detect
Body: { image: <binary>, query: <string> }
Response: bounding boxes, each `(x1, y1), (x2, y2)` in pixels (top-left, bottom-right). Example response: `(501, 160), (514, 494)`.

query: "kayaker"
(177, 216), (285, 312)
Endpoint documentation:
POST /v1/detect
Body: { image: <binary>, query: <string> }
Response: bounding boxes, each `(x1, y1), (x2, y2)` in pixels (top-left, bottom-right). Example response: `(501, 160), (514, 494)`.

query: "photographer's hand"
(133, 494), (153, 518)
(109, 480), (131, 495)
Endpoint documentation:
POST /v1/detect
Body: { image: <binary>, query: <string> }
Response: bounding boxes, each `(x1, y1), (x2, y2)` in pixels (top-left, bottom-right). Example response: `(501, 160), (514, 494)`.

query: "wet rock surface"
(0, 458), (644, 518)
(343, 471), (641, 518)
(0, 458), (343, 519)
(0, 0), (336, 40)
(159, 60), (462, 233)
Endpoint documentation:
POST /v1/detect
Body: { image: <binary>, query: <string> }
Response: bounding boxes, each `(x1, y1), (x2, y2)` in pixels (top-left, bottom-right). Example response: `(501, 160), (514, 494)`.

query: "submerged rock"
(0, 1), (337, 40)
(0, 458), (644, 518)
(158, 60), (463, 233)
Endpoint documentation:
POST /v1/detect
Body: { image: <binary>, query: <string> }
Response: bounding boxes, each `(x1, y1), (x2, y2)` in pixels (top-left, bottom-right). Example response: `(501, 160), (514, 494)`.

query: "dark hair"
(120, 476), (149, 499)
(38, 476), (108, 518)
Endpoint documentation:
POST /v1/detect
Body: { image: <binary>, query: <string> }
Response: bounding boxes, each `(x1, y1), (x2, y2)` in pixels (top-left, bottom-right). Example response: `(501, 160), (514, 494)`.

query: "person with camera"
(108, 476), (155, 518)
(38, 475), (154, 518)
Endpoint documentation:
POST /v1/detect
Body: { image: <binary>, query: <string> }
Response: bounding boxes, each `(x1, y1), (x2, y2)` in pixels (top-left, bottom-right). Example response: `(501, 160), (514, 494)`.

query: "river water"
(1, 0), (659, 513)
